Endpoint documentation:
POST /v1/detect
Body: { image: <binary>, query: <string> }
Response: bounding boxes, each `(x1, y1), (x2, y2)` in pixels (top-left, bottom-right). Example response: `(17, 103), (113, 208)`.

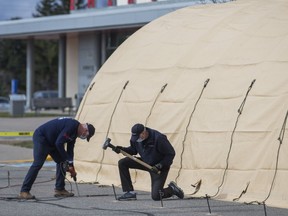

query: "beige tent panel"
(75, 0), (288, 209)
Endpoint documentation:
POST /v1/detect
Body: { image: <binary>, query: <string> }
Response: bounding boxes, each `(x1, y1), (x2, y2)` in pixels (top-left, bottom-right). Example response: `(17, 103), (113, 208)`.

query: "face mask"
(79, 134), (87, 140)
(137, 129), (148, 143)
(79, 124), (88, 139)
(137, 137), (145, 143)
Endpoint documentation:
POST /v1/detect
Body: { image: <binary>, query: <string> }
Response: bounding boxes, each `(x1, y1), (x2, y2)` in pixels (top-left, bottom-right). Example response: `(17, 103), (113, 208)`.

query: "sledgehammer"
(102, 138), (160, 174)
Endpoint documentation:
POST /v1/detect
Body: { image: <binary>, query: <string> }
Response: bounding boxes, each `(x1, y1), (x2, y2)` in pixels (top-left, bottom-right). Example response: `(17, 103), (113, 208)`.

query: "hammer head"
(102, 138), (112, 150)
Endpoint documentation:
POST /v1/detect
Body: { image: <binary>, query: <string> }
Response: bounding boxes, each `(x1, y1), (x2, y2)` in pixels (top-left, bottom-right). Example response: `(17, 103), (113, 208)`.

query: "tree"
(32, 0), (70, 91)
(33, 0), (70, 17)
(0, 39), (26, 96)
(75, 0), (87, 9)
(0, 0), (70, 96)
(0, 17), (26, 96)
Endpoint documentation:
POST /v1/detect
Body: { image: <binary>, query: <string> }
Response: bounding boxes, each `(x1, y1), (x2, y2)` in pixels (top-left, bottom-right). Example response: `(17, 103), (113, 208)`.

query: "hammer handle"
(119, 150), (160, 174)
(105, 140), (160, 174)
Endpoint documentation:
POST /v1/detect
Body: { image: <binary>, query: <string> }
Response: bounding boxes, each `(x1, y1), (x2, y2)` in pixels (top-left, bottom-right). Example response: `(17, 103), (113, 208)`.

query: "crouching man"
(113, 123), (184, 201)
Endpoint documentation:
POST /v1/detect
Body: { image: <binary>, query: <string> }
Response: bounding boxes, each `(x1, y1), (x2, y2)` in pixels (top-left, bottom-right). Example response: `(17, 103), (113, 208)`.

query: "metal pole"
(263, 202), (267, 216)
(112, 184), (117, 200)
(159, 190), (164, 207)
(206, 194), (211, 214)
(8, 171), (10, 187)
(73, 176), (80, 196)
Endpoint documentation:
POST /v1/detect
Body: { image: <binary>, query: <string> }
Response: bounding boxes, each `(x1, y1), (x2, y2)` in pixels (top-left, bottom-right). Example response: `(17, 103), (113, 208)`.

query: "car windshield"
(33, 91), (58, 98)
(0, 97), (10, 111)
(0, 97), (9, 103)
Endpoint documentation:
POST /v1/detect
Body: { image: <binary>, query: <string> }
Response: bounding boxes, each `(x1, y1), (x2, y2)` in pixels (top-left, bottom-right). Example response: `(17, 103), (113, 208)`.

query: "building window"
(106, 28), (139, 58)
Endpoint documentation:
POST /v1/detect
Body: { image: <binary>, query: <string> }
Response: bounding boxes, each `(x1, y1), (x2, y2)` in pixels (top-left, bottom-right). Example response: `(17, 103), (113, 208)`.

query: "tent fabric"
(75, 0), (288, 209)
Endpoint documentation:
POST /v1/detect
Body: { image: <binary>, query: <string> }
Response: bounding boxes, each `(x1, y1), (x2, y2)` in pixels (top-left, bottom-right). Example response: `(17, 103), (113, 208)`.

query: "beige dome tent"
(75, 0), (288, 209)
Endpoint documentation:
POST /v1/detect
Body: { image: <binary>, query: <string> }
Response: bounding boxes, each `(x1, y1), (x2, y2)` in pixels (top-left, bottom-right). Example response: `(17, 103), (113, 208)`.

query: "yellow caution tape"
(0, 156), (52, 164)
(0, 131), (34, 136)
(0, 159), (34, 163)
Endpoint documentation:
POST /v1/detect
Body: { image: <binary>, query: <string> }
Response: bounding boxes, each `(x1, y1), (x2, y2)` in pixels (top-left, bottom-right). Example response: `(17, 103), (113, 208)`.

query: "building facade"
(0, 0), (224, 109)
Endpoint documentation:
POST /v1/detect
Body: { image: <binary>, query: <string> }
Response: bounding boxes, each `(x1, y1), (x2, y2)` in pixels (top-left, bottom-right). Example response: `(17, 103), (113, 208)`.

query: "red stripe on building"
(70, 0), (75, 10)
(88, 0), (95, 8)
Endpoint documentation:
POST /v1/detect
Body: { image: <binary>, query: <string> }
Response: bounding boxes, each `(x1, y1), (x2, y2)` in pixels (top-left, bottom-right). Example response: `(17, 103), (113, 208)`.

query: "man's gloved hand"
(113, 146), (123, 154)
(151, 163), (162, 174)
(62, 161), (70, 171)
(68, 166), (77, 178)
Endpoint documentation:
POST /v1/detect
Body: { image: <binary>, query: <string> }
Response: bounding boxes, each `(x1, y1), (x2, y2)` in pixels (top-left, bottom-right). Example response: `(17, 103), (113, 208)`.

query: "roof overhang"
(0, 0), (204, 39)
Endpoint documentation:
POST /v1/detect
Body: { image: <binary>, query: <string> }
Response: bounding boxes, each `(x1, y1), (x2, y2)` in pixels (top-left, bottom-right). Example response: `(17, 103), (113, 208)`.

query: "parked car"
(32, 90), (59, 110)
(0, 96), (10, 111)
(33, 90), (58, 99)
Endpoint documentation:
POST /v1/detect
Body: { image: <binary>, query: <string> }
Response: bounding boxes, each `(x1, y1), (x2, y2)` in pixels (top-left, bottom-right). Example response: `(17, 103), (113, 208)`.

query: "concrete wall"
(66, 34), (79, 107)
(77, 32), (101, 106)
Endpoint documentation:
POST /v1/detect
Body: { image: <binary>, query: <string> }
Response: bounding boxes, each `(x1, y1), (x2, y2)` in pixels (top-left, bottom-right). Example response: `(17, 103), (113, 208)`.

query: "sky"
(0, 0), (41, 21)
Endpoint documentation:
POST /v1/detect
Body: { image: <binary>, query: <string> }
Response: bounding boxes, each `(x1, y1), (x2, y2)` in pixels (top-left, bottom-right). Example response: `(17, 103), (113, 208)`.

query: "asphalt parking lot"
(1, 152), (288, 216)
(1, 117), (288, 216)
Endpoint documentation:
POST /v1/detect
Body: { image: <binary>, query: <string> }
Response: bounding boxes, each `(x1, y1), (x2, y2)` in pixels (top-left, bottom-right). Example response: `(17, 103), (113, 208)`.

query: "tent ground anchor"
(112, 184), (117, 200)
(205, 194), (212, 214)
(263, 202), (267, 216)
(159, 190), (164, 207)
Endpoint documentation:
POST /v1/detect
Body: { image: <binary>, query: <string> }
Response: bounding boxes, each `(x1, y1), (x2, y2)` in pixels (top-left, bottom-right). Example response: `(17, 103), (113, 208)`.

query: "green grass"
(12, 141), (34, 148)
(0, 112), (72, 118)
(0, 140), (34, 148)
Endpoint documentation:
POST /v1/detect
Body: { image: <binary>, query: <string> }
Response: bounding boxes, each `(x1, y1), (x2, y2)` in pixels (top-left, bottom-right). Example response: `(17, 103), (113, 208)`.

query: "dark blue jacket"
(123, 128), (175, 169)
(35, 117), (79, 163)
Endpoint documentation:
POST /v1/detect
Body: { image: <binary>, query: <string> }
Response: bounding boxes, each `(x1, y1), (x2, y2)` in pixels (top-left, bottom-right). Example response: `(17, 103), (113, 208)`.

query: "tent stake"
(159, 190), (164, 207)
(112, 184), (117, 200)
(8, 171), (10, 187)
(206, 194), (212, 214)
(263, 202), (267, 216)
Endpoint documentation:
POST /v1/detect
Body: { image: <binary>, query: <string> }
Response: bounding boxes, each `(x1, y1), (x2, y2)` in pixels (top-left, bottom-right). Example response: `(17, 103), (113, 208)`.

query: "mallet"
(102, 138), (160, 174)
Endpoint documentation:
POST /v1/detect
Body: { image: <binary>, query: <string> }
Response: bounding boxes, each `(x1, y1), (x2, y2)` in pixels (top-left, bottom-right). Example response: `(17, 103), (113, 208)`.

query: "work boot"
(54, 189), (74, 197)
(117, 192), (137, 201)
(18, 191), (35, 199)
(168, 181), (184, 199)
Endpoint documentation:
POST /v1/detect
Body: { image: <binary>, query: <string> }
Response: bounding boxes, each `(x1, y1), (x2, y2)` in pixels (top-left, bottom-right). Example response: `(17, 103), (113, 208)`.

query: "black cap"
(130, 123), (144, 142)
(87, 123), (95, 142)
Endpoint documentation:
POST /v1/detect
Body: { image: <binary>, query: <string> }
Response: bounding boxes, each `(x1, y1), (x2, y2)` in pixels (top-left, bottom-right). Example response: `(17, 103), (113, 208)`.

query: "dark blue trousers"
(118, 157), (173, 200)
(20, 129), (66, 192)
